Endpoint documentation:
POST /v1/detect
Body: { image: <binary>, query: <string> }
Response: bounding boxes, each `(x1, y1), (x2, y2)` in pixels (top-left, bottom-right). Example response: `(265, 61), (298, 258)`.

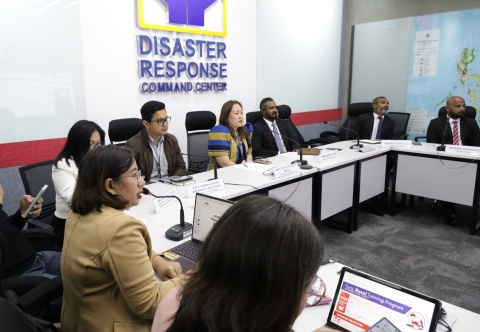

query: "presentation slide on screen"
(331, 271), (436, 331)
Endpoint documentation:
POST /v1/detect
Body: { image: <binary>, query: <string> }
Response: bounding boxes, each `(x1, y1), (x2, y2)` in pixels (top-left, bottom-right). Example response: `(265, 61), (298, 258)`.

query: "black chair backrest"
(108, 118), (144, 145)
(246, 111), (263, 125)
(276, 104), (305, 145)
(185, 111), (216, 174)
(348, 102), (373, 117)
(18, 160), (56, 223)
(438, 106), (477, 119)
(387, 112), (411, 139)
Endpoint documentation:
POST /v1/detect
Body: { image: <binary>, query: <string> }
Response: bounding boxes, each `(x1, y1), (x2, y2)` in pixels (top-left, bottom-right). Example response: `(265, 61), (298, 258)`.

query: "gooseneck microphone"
(323, 121), (363, 149)
(141, 187), (192, 241)
(270, 129), (313, 169)
(179, 152), (217, 180)
(437, 118), (450, 151)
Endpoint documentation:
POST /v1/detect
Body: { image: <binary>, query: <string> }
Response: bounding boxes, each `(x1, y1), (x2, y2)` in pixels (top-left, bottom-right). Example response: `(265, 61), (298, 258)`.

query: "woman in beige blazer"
(61, 145), (184, 331)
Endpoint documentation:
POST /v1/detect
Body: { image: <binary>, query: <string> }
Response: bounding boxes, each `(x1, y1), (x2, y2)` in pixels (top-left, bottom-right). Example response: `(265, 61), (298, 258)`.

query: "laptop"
(161, 193), (234, 271)
(325, 267), (442, 332)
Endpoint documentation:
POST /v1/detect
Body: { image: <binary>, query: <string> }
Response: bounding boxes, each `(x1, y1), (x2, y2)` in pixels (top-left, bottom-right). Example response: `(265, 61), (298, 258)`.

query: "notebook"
(325, 267), (442, 332)
(161, 193), (234, 271)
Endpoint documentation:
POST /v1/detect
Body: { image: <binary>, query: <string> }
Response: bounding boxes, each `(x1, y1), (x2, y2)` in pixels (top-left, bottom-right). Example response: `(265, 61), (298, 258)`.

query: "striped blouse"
(207, 123), (253, 170)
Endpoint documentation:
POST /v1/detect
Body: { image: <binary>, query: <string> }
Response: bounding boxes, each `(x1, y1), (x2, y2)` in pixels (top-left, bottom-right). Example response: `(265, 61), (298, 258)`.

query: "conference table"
(390, 143), (480, 235)
(125, 140), (480, 330)
(128, 140), (480, 235)
(127, 207), (480, 331)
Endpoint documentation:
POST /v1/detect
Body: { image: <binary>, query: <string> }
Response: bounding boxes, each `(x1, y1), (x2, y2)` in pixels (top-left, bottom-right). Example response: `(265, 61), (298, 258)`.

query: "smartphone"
(412, 141), (422, 145)
(326, 148), (343, 151)
(367, 317), (401, 332)
(22, 184), (48, 219)
(170, 175), (193, 183)
(253, 158), (272, 165)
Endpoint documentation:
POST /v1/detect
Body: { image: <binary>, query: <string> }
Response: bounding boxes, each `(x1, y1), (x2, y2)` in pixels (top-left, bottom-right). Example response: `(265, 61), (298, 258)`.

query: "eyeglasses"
(150, 116), (171, 126)
(89, 141), (102, 150)
(306, 276), (326, 307)
(113, 170), (144, 182)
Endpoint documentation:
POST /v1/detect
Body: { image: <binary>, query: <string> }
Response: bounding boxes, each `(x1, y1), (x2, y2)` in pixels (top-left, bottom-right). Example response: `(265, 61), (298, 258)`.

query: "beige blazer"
(61, 206), (182, 332)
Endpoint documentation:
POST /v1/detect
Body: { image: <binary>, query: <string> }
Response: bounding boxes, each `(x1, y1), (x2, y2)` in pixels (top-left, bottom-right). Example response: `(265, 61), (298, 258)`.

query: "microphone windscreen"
(141, 187), (150, 195)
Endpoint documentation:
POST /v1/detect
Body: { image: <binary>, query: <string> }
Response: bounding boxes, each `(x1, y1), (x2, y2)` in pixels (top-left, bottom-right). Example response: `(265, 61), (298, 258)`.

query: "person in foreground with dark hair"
(152, 195), (338, 332)
(207, 100), (253, 170)
(125, 100), (186, 182)
(60, 145), (184, 332)
(52, 119), (105, 247)
(0, 183), (61, 279)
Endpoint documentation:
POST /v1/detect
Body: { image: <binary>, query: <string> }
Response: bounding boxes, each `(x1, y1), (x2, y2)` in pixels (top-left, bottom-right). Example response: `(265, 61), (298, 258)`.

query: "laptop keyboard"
(169, 241), (200, 261)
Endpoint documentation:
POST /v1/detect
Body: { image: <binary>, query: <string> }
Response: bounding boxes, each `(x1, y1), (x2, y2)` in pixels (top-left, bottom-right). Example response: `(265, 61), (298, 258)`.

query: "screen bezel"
(326, 267), (443, 332)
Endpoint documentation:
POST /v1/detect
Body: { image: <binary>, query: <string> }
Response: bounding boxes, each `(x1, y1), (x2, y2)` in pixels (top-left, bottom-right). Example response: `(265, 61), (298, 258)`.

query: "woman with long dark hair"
(153, 195), (333, 332)
(51, 120), (104, 247)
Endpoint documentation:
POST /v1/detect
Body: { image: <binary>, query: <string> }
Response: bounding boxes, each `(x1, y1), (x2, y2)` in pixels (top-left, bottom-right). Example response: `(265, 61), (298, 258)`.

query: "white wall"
(79, 0), (257, 153)
(256, 0), (344, 112)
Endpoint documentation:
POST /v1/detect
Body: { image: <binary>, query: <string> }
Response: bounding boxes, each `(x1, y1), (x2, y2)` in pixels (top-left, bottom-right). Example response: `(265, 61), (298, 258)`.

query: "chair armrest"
(18, 277), (63, 313)
(414, 136), (427, 142)
(320, 131), (339, 138)
(306, 138), (336, 147)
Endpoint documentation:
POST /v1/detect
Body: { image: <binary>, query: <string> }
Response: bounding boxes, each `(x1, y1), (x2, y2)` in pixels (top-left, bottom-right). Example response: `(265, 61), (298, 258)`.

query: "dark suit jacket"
(426, 115), (480, 146)
(355, 113), (396, 140)
(252, 119), (294, 158)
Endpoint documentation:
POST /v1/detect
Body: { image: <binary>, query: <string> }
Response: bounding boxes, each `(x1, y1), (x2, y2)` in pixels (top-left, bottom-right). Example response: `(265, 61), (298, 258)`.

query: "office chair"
(414, 105), (477, 142)
(276, 105), (333, 147)
(321, 102), (373, 141)
(19, 160), (56, 227)
(246, 111), (263, 125)
(185, 111), (216, 174)
(387, 112), (411, 140)
(0, 234), (61, 329)
(108, 118), (144, 145)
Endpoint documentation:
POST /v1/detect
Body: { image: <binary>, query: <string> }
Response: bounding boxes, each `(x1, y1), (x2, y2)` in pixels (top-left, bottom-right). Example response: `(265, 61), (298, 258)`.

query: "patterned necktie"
(272, 122), (286, 153)
(376, 116), (383, 140)
(452, 120), (459, 145)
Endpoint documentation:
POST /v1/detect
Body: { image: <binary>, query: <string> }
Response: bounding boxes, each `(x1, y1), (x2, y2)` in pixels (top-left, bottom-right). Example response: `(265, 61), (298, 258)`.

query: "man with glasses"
(126, 101), (186, 182)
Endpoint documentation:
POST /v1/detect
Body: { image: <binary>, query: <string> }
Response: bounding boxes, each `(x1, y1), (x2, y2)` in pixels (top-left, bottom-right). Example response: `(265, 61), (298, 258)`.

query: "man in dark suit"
(426, 96), (480, 226)
(355, 96), (395, 140)
(252, 97), (294, 158)
(426, 96), (480, 146)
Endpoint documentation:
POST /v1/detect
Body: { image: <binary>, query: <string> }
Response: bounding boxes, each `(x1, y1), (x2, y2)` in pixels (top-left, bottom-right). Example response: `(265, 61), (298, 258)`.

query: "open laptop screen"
(191, 193), (234, 243)
(327, 267), (442, 332)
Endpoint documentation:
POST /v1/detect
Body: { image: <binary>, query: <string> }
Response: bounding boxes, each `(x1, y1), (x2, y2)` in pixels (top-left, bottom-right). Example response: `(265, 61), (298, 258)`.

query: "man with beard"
(355, 96), (396, 140)
(426, 96), (480, 226)
(252, 97), (295, 158)
(426, 96), (480, 146)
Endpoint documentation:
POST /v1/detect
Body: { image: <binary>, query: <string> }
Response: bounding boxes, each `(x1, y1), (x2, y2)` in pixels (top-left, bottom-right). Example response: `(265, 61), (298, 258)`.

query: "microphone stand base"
(165, 222), (193, 241)
(350, 143), (364, 149)
(436, 146), (446, 151)
(300, 164), (313, 170)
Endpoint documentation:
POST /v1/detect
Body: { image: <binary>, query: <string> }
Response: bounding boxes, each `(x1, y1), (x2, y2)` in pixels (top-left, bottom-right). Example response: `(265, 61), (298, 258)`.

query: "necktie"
(376, 116), (383, 140)
(272, 122), (286, 153)
(452, 120), (459, 145)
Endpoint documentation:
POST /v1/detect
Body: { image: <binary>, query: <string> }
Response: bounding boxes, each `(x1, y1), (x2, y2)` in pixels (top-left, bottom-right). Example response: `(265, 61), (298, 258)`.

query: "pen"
(159, 179), (173, 185)
(243, 161), (248, 168)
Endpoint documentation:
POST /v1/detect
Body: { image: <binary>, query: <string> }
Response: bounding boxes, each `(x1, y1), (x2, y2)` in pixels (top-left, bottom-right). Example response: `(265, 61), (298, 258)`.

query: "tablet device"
(325, 267), (442, 332)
